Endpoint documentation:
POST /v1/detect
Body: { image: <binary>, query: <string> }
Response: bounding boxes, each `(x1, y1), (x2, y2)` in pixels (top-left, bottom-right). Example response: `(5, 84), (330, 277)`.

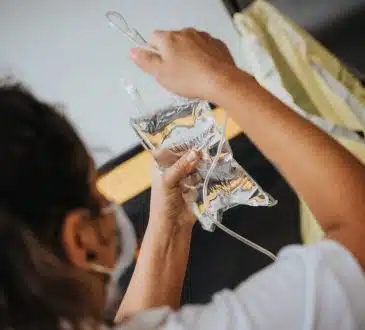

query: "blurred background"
(1, 0), (365, 306)
(223, 0), (365, 78)
(0, 0), (241, 166)
(2, 0), (363, 166)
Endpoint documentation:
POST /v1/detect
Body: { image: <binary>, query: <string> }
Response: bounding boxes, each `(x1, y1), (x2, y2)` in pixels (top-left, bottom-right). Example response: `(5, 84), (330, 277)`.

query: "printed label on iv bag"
(130, 99), (277, 231)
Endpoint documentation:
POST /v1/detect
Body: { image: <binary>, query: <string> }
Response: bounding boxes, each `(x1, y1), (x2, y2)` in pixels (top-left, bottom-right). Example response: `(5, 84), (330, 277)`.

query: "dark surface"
(122, 134), (301, 304)
(316, 7), (365, 81)
(223, 0), (365, 79)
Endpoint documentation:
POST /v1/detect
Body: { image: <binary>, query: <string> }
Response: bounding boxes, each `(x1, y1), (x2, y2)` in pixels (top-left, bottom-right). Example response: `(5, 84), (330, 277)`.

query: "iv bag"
(105, 10), (276, 231)
(129, 96), (277, 231)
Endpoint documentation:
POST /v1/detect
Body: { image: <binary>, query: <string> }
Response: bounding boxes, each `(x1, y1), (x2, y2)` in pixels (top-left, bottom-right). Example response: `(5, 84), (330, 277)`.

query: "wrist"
(207, 66), (254, 105)
(143, 220), (193, 261)
(147, 217), (194, 242)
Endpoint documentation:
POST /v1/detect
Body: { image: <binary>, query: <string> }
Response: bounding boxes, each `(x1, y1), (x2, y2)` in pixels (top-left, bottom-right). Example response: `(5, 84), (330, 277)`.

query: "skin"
(61, 170), (120, 310)
(61, 28), (365, 322)
(118, 28), (365, 319)
(61, 152), (201, 316)
(116, 150), (201, 319)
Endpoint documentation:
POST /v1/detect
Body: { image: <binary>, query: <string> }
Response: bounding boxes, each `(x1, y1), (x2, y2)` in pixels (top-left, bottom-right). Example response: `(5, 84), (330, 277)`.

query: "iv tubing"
(106, 10), (277, 261)
(202, 110), (277, 261)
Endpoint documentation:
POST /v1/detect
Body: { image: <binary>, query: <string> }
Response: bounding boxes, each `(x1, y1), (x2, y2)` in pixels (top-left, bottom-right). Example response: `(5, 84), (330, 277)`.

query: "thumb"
(164, 151), (200, 188)
(130, 48), (161, 75)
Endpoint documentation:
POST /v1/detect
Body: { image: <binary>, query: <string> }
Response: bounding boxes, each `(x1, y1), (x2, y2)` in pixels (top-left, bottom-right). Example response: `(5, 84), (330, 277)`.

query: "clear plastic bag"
(106, 10), (277, 259)
(130, 97), (277, 231)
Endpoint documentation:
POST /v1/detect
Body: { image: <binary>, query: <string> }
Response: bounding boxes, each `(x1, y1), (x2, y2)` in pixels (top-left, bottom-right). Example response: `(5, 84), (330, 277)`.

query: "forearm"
(212, 68), (365, 261)
(115, 222), (193, 322)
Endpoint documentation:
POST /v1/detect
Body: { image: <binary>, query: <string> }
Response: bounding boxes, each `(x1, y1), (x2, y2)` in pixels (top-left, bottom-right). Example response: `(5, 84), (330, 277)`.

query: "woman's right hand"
(129, 28), (237, 101)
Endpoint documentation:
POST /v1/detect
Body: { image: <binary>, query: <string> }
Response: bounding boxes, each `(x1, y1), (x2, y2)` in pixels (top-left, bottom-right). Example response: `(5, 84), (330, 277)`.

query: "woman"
(0, 79), (199, 329)
(1, 29), (365, 329)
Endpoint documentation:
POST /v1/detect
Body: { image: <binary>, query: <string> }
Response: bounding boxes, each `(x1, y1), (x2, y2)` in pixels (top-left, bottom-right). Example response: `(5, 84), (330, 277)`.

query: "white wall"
(0, 0), (244, 166)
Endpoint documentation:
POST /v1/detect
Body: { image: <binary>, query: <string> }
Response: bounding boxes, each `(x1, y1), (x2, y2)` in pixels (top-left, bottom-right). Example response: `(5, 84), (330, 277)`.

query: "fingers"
(164, 150), (200, 188)
(149, 28), (210, 50)
(152, 148), (179, 168)
(129, 48), (161, 75)
(183, 172), (201, 189)
(149, 30), (173, 49)
(130, 28), (230, 75)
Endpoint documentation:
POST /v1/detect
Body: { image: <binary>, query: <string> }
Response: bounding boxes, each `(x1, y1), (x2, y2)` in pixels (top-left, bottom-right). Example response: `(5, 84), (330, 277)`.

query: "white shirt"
(120, 240), (365, 330)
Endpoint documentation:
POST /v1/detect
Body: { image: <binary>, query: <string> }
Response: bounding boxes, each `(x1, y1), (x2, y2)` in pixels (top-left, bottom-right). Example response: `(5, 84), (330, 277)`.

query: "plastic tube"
(107, 10), (276, 261)
(202, 111), (277, 261)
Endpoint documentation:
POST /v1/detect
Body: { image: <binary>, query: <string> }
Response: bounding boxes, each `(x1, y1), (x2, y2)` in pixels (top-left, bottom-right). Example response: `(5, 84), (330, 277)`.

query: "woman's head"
(0, 81), (119, 328)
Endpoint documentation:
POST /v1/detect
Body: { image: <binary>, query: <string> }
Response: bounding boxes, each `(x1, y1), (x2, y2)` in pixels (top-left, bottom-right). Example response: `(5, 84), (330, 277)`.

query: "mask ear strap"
(89, 263), (113, 276)
(95, 203), (137, 279)
(112, 204), (137, 276)
(90, 205), (115, 246)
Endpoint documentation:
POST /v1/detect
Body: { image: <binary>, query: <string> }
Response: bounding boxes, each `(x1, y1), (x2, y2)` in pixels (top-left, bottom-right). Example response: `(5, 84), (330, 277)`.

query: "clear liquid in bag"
(130, 99), (276, 231)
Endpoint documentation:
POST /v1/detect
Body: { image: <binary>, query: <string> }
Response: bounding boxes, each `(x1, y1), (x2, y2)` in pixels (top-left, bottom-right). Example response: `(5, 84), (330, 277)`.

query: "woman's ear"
(61, 210), (100, 269)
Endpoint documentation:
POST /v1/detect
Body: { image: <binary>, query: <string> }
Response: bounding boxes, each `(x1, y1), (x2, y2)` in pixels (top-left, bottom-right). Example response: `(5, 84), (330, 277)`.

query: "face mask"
(89, 203), (137, 311)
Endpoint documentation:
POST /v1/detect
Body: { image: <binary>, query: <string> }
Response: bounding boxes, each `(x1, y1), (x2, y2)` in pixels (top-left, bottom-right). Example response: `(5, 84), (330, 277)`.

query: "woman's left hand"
(149, 149), (201, 231)
(117, 149), (201, 320)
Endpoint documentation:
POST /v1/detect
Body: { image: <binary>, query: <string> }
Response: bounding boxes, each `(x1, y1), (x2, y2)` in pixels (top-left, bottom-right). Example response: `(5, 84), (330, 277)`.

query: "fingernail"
(186, 151), (197, 162)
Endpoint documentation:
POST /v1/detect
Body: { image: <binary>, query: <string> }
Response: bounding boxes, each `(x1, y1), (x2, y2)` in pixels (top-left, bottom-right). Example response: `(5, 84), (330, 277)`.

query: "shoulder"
(117, 240), (365, 330)
(278, 239), (364, 276)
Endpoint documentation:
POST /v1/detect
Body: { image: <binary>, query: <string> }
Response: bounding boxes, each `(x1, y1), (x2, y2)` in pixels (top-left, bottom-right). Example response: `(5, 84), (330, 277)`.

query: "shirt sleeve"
(120, 240), (365, 330)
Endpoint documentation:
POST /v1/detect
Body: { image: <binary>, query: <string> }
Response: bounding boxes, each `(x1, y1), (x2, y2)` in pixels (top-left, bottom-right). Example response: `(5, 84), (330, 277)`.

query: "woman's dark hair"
(0, 81), (104, 329)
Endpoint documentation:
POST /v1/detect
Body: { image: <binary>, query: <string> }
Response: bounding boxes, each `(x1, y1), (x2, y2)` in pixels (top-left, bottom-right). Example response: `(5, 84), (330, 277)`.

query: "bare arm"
(115, 151), (199, 321)
(131, 29), (365, 269)
(211, 68), (365, 266)
(115, 220), (192, 321)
